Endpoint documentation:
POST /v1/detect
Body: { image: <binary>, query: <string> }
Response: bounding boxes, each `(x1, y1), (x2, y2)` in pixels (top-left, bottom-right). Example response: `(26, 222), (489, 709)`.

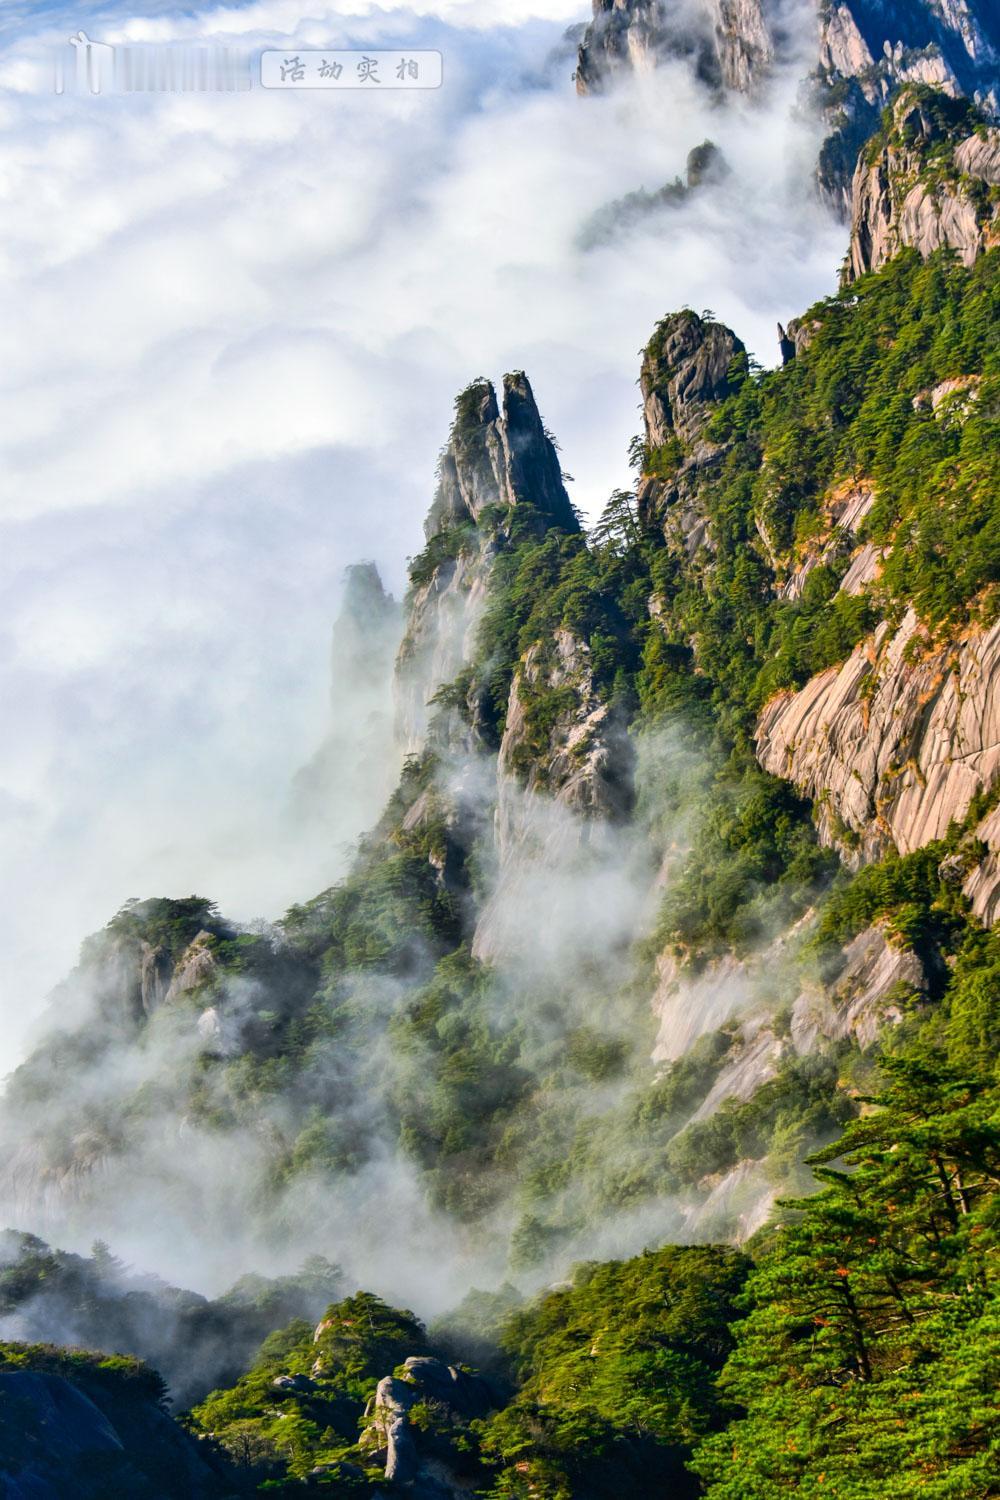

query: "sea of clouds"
(0, 0), (845, 1073)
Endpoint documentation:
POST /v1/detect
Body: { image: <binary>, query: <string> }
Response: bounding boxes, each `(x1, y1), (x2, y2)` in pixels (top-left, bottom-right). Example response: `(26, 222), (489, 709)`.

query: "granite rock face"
(498, 628), (633, 831)
(778, 482), (876, 601)
(472, 626), (633, 963)
(575, 0), (1000, 215)
(845, 91), (1000, 281)
(641, 309), (745, 451)
(395, 373), (577, 753)
(811, 0), (1000, 214)
(575, 0), (777, 96)
(636, 310), (744, 546)
(360, 1356), (491, 1494)
(681, 1158), (777, 1243)
(575, 0), (728, 94)
(963, 803), (1000, 926)
(756, 610), (1000, 867)
(791, 923), (927, 1052)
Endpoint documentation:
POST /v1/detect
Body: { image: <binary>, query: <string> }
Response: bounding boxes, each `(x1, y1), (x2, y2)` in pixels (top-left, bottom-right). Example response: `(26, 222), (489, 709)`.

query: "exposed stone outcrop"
(779, 482), (876, 601)
(575, 0), (778, 97)
(164, 931), (218, 1002)
(845, 90), (1000, 281)
(423, 374), (576, 539)
(652, 951), (753, 1064)
(473, 627), (633, 962)
(756, 610), (1000, 869)
(691, 1023), (785, 1121)
(713, 0), (775, 93)
(652, 904), (818, 1069)
(395, 374), (578, 752)
(499, 628), (632, 828)
(791, 922), (927, 1051)
(63, 910), (226, 1034)
(681, 1158), (776, 1242)
(962, 803), (1000, 926)
(575, 0), (1000, 216)
(636, 310), (745, 552)
(575, 0), (725, 95)
(360, 1356), (491, 1493)
(653, 914), (925, 1076)
(825, 1), (1000, 108)
(641, 310), (745, 451)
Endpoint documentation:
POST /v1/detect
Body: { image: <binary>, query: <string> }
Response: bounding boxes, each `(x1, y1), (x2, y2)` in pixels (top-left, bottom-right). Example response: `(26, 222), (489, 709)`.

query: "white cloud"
(0, 0), (845, 1071)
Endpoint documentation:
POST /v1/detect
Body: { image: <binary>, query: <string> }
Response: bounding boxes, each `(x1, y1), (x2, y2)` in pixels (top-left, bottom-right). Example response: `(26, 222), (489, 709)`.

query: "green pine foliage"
(475, 1246), (749, 1499)
(190, 1293), (428, 1486)
(693, 1055), (1000, 1498)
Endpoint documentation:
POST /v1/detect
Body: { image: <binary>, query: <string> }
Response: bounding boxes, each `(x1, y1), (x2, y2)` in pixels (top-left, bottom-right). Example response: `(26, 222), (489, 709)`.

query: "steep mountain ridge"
(395, 372), (579, 753)
(574, 0), (1000, 210)
(1, 97), (998, 1484)
(737, 92), (1000, 914)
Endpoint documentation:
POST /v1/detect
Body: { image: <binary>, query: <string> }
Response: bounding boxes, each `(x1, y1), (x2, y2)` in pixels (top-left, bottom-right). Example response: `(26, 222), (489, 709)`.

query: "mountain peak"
(575, 0), (1000, 213)
(845, 85), (1000, 281)
(641, 309), (746, 451)
(425, 373), (577, 541)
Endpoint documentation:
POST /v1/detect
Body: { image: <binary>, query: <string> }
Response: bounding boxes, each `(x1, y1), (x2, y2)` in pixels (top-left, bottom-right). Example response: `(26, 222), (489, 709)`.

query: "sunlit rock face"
(395, 373), (578, 755)
(636, 309), (746, 570)
(791, 923), (927, 1052)
(756, 610), (1000, 874)
(360, 1356), (492, 1492)
(845, 91), (1000, 282)
(574, 0), (1000, 214)
(574, 0), (776, 98)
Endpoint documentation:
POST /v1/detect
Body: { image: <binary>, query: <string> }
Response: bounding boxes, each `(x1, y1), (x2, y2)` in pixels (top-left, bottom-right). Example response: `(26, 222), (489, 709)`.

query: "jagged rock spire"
(425, 372), (578, 539)
(636, 309), (745, 545)
(574, 0), (1000, 215)
(397, 372), (577, 751)
(575, 0), (773, 98)
(640, 309), (745, 451)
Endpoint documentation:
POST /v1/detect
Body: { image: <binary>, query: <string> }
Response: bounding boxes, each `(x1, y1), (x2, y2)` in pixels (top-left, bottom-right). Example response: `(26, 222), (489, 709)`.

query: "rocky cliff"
(734, 84), (1000, 916)
(575, 0), (777, 97)
(360, 1355), (492, 1493)
(3, 81), (999, 1338)
(575, 0), (1000, 212)
(756, 609), (1000, 866)
(845, 88), (1000, 280)
(395, 372), (578, 753)
(636, 307), (746, 553)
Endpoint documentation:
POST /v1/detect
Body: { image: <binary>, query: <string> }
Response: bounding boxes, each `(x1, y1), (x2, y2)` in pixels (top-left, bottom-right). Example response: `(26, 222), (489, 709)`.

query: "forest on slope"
(1, 24), (1000, 1500)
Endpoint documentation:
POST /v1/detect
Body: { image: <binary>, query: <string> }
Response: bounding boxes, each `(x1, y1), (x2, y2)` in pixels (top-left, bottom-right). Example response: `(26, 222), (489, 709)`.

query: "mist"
(0, 694), (802, 1336)
(0, 0), (847, 1075)
(0, 0), (862, 1375)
